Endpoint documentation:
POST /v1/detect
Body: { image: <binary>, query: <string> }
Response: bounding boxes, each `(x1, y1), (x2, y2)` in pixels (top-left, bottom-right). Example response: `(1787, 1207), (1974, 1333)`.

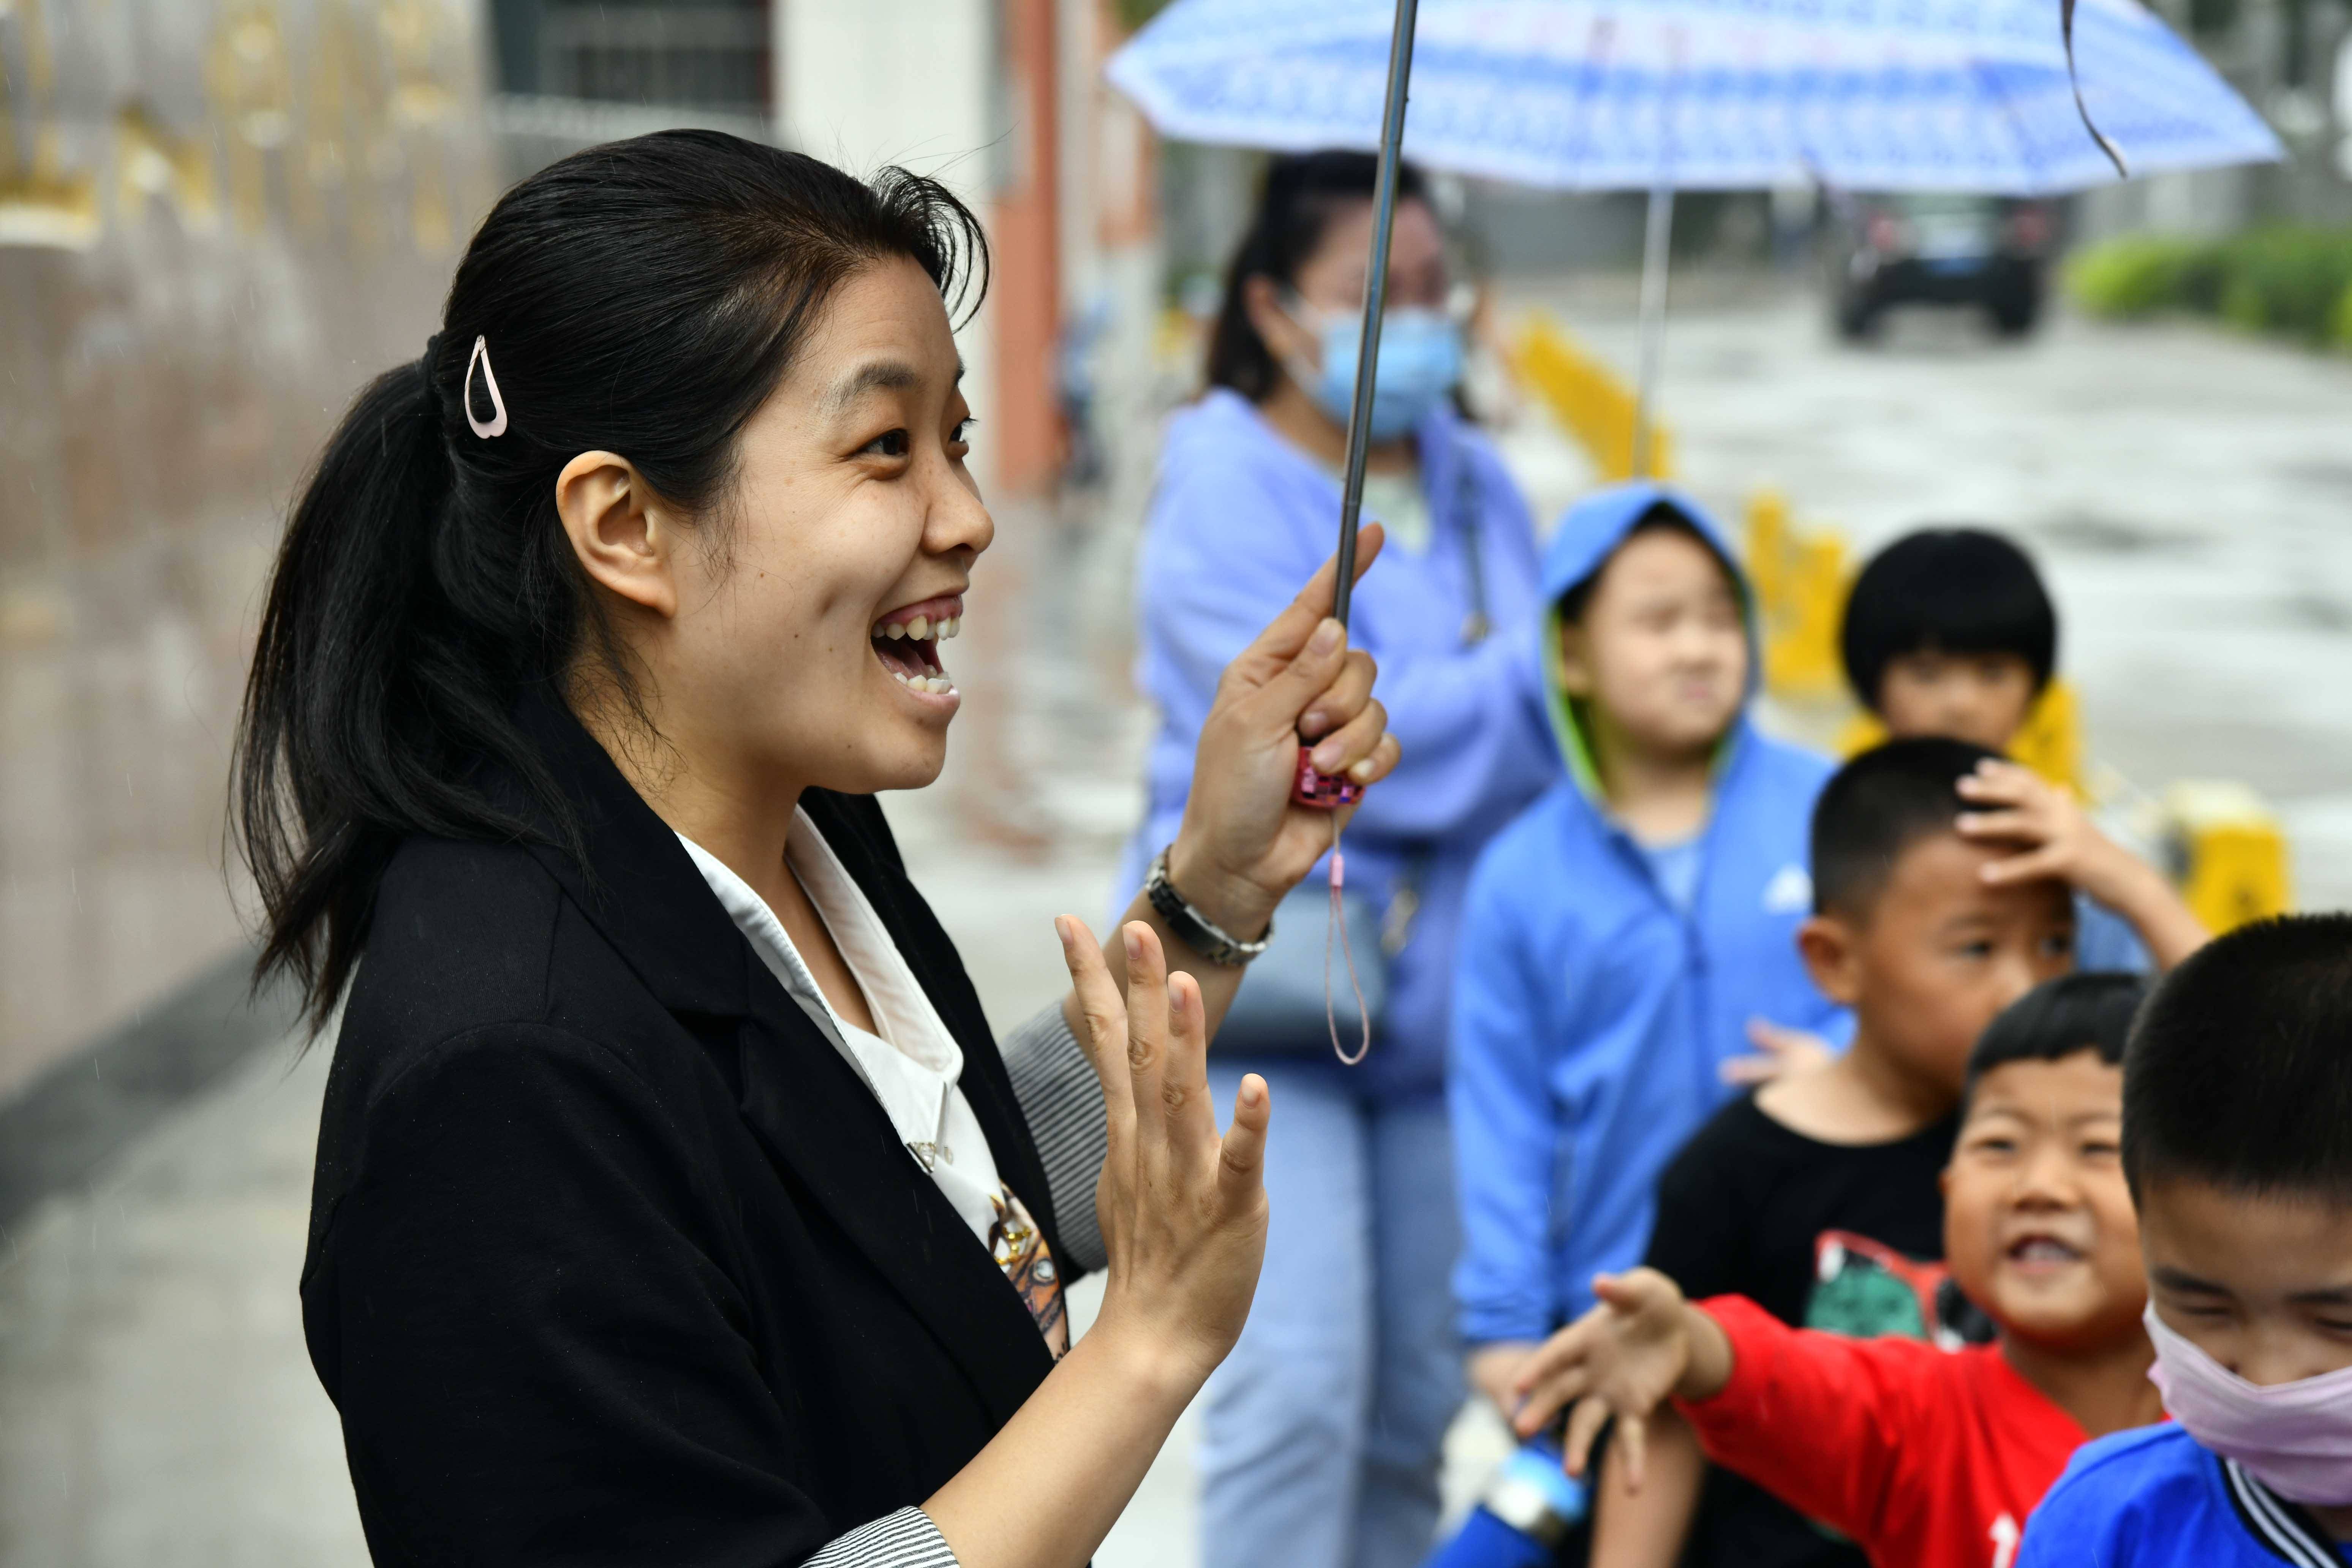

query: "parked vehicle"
(1829, 193), (2056, 339)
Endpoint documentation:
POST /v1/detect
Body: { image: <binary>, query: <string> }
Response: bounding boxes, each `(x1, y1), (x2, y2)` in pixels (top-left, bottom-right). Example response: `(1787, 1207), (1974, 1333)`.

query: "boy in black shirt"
(1588, 738), (2207, 1568)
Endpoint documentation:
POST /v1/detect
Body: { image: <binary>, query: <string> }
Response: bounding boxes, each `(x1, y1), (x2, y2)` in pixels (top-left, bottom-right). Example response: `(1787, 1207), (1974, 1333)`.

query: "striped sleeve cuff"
(805, 1507), (958, 1568)
(1000, 1001), (1108, 1276)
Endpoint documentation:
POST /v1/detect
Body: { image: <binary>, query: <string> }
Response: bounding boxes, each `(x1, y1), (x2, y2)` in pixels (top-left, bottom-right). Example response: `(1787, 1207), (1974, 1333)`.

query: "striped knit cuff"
(1001, 1001), (1108, 1276)
(805, 1506), (958, 1568)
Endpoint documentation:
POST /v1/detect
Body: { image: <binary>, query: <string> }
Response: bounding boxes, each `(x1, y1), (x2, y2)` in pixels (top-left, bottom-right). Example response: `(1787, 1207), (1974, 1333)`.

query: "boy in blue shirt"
(2018, 915), (2352, 1566)
(1451, 482), (1845, 1410)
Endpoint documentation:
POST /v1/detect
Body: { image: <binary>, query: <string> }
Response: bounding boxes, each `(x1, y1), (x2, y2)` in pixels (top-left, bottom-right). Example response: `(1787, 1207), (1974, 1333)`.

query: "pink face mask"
(2145, 1301), (2352, 1507)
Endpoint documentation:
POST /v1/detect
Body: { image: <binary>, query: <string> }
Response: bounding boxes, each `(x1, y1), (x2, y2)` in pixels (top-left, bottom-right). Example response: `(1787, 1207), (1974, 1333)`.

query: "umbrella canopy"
(1108, 0), (2282, 194)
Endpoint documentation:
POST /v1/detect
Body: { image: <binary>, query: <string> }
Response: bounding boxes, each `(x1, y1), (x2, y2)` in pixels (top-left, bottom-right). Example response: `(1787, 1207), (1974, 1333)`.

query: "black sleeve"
(310, 1023), (851, 1568)
(1641, 1106), (1751, 1304)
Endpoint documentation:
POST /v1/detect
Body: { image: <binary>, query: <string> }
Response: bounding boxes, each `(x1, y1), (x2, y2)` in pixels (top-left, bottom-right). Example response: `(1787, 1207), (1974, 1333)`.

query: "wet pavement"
(3, 281), (2350, 1565)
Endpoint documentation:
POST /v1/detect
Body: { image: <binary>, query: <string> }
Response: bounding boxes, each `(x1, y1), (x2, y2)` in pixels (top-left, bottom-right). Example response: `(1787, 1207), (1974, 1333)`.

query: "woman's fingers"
(1299, 648), (1377, 743)
(1057, 917), (1136, 1146)
(1217, 1072), (1271, 1209)
(1306, 697), (1389, 780)
(1161, 969), (1219, 1151)
(1119, 922), (1173, 1159)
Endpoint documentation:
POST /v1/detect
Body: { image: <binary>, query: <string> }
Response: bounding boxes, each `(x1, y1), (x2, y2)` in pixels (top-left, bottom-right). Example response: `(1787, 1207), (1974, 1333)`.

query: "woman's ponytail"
(232, 131), (988, 1026)
(236, 353), (496, 1020)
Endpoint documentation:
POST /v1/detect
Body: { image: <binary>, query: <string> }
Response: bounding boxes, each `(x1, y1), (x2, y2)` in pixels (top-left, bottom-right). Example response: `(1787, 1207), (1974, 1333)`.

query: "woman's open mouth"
(871, 596), (963, 700)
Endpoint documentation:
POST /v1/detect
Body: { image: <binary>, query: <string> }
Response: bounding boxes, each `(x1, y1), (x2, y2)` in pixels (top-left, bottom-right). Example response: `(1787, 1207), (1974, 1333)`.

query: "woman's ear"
(1243, 274), (1314, 372)
(555, 451), (678, 619)
(1796, 914), (1862, 1007)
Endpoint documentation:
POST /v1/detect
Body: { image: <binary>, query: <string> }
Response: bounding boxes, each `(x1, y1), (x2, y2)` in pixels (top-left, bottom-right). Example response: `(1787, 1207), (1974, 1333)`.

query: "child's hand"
(1719, 1018), (1834, 1086)
(1954, 759), (2208, 968)
(1954, 759), (2136, 907)
(1505, 1269), (1730, 1488)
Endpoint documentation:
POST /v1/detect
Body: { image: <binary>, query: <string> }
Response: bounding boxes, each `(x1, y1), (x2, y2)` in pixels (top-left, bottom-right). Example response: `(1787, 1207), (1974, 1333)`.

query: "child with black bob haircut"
(1841, 529), (2055, 754)
(1836, 528), (2199, 974)
(1514, 971), (2162, 1568)
(1587, 738), (2197, 1568)
(2019, 914), (2352, 1566)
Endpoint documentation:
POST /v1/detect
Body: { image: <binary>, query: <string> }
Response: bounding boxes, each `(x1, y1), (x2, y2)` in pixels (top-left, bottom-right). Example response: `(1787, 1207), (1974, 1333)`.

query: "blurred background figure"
(6, 0), (2352, 1564)
(1120, 149), (1557, 1568)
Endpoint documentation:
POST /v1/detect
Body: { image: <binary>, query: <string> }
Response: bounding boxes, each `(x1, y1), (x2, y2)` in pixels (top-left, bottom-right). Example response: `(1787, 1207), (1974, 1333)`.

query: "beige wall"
(0, 0), (495, 1099)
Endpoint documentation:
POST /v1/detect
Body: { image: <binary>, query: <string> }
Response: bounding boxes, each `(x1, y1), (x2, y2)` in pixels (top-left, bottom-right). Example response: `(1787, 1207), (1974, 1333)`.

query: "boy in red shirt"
(1505, 972), (2165, 1568)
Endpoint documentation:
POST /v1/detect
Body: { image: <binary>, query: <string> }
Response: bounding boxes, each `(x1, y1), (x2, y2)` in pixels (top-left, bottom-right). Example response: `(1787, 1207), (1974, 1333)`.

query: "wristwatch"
(1144, 848), (1273, 968)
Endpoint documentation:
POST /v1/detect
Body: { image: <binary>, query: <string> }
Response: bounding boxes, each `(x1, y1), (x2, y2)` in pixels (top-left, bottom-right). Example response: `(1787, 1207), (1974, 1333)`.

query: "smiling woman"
(231, 131), (1398, 1568)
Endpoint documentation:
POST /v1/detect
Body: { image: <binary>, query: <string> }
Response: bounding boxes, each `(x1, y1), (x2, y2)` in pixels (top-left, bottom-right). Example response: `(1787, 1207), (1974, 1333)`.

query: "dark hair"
(1811, 736), (2005, 918)
(1965, 971), (2145, 1106)
(1204, 150), (1430, 400)
(233, 130), (987, 1025)
(1555, 503), (1734, 624)
(1840, 528), (2057, 711)
(2123, 914), (2352, 1203)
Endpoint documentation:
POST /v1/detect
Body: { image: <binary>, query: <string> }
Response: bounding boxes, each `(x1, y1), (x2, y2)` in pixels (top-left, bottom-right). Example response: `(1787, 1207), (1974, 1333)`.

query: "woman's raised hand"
(1057, 916), (1270, 1386)
(1166, 523), (1403, 940)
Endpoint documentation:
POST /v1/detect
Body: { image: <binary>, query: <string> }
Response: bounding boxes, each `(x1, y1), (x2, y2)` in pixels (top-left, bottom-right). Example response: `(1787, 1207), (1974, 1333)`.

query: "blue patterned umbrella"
(1108, 0), (2281, 195)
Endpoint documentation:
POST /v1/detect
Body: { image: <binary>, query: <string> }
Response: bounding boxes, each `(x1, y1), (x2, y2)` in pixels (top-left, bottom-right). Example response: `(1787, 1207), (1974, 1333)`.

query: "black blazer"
(302, 697), (1069, 1566)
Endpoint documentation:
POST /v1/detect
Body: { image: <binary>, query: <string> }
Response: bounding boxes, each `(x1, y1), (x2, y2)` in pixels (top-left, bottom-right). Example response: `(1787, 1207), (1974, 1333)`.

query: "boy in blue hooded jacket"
(1452, 483), (1845, 1407)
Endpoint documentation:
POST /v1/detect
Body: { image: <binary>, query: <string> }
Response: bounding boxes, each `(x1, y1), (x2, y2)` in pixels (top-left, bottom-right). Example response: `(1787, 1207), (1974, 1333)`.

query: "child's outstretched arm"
(1955, 758), (2208, 969)
(1505, 1269), (1733, 1486)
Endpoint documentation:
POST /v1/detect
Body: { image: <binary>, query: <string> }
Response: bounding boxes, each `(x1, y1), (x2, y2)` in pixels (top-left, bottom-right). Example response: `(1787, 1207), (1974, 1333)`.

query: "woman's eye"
(951, 418), (975, 446)
(863, 429), (911, 458)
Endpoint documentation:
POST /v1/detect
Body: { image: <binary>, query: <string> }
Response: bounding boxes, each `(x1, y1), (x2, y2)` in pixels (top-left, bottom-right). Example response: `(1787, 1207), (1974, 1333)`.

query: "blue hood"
(1536, 482), (1761, 798)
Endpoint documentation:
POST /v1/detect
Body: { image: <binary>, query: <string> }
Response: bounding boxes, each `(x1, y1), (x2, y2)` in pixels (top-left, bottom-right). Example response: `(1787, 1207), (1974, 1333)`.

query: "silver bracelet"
(1143, 848), (1272, 968)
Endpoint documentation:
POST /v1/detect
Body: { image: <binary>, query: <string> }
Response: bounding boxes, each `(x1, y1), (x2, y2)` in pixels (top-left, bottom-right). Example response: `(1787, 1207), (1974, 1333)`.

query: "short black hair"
(1841, 528), (2058, 711)
(1556, 503), (1734, 624)
(2123, 914), (2352, 1203)
(1966, 972), (2145, 1108)
(1811, 737), (2004, 918)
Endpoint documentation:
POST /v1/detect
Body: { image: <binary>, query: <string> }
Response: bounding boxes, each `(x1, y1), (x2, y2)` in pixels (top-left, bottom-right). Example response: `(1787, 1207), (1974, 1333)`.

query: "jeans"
(1200, 1061), (1465, 1568)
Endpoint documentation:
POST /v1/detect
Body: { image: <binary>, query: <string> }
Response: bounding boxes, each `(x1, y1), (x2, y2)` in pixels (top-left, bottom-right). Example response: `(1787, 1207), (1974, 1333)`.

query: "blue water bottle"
(1419, 1431), (1589, 1567)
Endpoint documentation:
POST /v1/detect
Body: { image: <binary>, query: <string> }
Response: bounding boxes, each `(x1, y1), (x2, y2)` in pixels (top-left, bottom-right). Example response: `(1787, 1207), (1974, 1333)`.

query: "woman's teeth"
(871, 608), (961, 696)
(876, 615), (960, 640)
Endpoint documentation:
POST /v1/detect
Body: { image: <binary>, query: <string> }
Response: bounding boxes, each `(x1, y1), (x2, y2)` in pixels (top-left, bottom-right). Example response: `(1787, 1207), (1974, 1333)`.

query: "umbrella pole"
(1631, 182), (1674, 481)
(1330, 0), (1420, 630)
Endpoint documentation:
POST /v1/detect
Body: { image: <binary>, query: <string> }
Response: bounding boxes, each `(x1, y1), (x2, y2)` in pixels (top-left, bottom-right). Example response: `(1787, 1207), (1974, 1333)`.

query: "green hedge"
(2067, 228), (2352, 350)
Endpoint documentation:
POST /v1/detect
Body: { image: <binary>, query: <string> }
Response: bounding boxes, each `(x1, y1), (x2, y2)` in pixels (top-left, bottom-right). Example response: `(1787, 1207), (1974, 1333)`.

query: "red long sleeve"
(1674, 1296), (2087, 1568)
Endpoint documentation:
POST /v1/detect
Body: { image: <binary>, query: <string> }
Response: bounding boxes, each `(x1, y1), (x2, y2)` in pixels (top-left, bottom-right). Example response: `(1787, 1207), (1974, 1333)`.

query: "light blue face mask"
(1286, 300), (1463, 442)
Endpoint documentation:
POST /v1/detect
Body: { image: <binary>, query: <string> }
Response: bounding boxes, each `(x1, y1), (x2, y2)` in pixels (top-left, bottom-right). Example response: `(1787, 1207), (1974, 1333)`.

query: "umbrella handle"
(1295, 0), (1417, 810)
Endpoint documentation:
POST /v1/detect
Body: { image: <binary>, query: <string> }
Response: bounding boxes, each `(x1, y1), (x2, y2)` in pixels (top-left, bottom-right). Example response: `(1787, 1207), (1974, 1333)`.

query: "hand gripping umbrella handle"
(1293, 0), (1419, 809)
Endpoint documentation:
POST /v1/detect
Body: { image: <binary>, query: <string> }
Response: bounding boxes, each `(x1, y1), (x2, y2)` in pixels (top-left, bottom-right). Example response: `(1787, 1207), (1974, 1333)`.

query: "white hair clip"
(463, 335), (509, 439)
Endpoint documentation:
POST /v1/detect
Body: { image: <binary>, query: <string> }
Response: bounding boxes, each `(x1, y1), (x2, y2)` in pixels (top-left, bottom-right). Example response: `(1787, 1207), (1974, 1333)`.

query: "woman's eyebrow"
(823, 359), (922, 413)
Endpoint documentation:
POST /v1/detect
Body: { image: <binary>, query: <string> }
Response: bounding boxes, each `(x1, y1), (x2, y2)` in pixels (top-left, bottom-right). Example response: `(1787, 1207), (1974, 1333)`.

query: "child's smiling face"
(2139, 1178), (2352, 1387)
(1944, 1048), (2145, 1348)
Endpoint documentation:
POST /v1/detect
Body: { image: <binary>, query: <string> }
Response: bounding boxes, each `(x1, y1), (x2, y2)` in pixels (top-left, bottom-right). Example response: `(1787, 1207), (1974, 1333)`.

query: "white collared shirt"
(676, 812), (1005, 1249)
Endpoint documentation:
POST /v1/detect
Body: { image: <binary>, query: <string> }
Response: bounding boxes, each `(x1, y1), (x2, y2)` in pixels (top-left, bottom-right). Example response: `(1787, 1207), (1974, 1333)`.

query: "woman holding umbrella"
(237, 133), (1400, 1568)
(1123, 151), (1558, 1568)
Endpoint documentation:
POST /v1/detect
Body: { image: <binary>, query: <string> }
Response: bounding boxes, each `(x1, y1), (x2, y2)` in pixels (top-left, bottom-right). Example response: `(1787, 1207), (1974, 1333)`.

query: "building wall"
(0, 0), (495, 1099)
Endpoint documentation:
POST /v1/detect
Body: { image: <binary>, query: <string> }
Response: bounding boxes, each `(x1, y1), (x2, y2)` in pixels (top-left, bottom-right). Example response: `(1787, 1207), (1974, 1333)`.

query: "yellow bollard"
(1765, 531), (1849, 701)
(1510, 313), (1674, 481)
(2163, 781), (2292, 934)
